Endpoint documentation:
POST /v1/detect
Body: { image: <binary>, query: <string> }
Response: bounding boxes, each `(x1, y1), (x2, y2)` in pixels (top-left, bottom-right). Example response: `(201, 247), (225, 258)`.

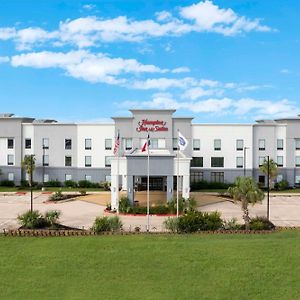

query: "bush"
(191, 180), (232, 191)
(0, 180), (15, 187)
(100, 181), (111, 191)
(92, 216), (122, 233)
(167, 197), (186, 214)
(275, 180), (289, 191)
(250, 217), (275, 230)
(178, 211), (223, 233)
(119, 196), (130, 213)
(164, 217), (179, 233)
(78, 180), (92, 188)
(20, 180), (29, 187)
(49, 191), (64, 201)
(17, 210), (48, 229)
(79, 190), (87, 195)
(44, 210), (61, 227)
(64, 180), (78, 188)
(223, 218), (243, 230)
(45, 180), (62, 187)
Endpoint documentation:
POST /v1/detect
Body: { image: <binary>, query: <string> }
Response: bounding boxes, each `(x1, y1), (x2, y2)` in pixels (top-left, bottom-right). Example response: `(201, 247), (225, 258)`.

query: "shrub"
(79, 190), (87, 196)
(20, 180), (30, 187)
(78, 180), (92, 188)
(167, 197), (186, 214)
(0, 180), (15, 187)
(164, 217), (179, 233)
(17, 210), (48, 229)
(64, 180), (78, 188)
(45, 180), (62, 187)
(92, 216), (122, 233)
(275, 180), (289, 191)
(119, 196), (130, 213)
(250, 217), (275, 230)
(44, 210), (61, 227)
(223, 218), (243, 230)
(178, 211), (223, 233)
(100, 181), (111, 191)
(49, 191), (64, 201)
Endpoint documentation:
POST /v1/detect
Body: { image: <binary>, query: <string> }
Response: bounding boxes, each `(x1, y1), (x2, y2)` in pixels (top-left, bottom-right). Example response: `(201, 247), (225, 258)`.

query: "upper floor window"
(85, 156), (92, 167)
(42, 138), (49, 149)
(105, 139), (112, 150)
(236, 157), (243, 168)
(296, 156), (300, 167)
(214, 139), (221, 151)
(7, 138), (14, 149)
(259, 156), (265, 166)
(25, 139), (31, 149)
(211, 157), (224, 168)
(123, 138), (132, 150)
(65, 156), (72, 167)
(191, 157), (203, 167)
(236, 139), (244, 151)
(43, 155), (49, 166)
(105, 156), (112, 167)
(277, 139), (284, 150)
(258, 139), (265, 151)
(193, 139), (200, 151)
(295, 139), (300, 150)
(85, 138), (92, 150)
(173, 138), (178, 151)
(7, 155), (14, 166)
(142, 138), (165, 149)
(277, 156), (283, 167)
(65, 139), (72, 150)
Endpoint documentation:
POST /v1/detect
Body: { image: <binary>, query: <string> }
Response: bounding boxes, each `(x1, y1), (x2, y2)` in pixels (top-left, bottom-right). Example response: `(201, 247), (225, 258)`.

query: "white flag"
(178, 131), (188, 151)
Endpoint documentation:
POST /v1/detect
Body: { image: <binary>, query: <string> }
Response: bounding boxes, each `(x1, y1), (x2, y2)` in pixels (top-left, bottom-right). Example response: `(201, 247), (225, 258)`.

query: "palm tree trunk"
(242, 199), (250, 230)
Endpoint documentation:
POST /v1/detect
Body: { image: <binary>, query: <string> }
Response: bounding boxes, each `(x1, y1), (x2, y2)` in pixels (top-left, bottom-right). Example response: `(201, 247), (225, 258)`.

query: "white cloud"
(280, 69), (290, 74)
(82, 4), (96, 11)
(0, 1), (272, 50)
(0, 56), (9, 63)
(171, 67), (190, 73)
(11, 50), (168, 84)
(182, 86), (221, 100)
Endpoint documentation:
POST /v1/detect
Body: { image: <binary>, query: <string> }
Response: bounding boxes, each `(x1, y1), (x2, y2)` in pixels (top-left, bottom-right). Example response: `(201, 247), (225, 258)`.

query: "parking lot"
(0, 192), (299, 231)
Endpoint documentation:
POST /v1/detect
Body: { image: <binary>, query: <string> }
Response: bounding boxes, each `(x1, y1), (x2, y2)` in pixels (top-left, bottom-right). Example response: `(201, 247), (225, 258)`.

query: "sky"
(0, 0), (299, 123)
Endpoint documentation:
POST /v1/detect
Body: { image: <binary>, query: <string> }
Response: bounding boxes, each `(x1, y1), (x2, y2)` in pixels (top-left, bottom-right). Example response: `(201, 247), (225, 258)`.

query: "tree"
(260, 158), (278, 189)
(22, 155), (36, 185)
(228, 176), (265, 230)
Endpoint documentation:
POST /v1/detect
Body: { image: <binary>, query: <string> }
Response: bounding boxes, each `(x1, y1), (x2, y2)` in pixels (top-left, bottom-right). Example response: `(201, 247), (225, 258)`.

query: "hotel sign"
(136, 119), (168, 132)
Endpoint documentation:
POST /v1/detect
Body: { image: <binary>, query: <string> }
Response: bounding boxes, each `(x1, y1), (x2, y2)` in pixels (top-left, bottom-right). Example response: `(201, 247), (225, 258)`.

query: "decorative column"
(182, 175), (190, 199)
(111, 175), (118, 210)
(126, 175), (134, 205)
(166, 176), (173, 202)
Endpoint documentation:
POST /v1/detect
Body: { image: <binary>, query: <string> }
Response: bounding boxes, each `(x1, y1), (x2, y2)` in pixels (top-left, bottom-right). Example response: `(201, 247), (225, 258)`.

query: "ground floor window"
(43, 174), (49, 183)
(211, 172), (224, 183)
(65, 174), (72, 181)
(8, 173), (14, 181)
(85, 175), (92, 181)
(191, 172), (204, 183)
(258, 175), (265, 186)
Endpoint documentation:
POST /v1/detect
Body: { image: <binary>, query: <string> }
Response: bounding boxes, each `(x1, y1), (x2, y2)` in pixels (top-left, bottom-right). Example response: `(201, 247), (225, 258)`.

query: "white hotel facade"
(1, 109), (300, 205)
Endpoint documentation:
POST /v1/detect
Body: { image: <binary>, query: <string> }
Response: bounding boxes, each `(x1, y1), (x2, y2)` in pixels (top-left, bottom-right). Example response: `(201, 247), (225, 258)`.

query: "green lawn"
(1, 231), (300, 299)
(0, 187), (105, 192)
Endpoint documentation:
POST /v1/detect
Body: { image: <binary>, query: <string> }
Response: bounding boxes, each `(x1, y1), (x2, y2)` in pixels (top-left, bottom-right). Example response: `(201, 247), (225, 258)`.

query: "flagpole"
(116, 129), (120, 214)
(177, 129), (179, 218)
(147, 134), (150, 231)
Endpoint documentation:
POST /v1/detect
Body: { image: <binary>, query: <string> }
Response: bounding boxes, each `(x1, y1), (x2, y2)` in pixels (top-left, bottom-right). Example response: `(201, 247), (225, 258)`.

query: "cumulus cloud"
(0, 1), (272, 50)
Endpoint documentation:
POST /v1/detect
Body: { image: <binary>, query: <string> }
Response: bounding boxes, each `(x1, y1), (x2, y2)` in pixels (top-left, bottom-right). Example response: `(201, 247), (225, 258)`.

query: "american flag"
(113, 132), (120, 156)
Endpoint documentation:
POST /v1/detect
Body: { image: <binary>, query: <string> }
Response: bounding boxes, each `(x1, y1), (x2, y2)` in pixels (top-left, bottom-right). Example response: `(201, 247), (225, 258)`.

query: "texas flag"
(141, 134), (151, 152)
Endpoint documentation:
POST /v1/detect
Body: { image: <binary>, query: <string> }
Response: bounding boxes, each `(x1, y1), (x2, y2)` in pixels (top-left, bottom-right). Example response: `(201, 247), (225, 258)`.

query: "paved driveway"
(0, 193), (299, 231)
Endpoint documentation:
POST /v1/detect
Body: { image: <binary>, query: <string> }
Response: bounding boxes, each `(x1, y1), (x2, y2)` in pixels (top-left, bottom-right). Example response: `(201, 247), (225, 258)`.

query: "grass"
(0, 186), (106, 192)
(0, 231), (300, 299)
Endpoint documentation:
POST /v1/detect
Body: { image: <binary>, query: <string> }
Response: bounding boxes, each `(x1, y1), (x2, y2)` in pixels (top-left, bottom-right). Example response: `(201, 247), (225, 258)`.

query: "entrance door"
(140, 177), (164, 191)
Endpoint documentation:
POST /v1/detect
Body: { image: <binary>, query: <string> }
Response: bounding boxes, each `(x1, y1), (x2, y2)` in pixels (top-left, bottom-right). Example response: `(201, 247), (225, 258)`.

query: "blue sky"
(0, 0), (299, 123)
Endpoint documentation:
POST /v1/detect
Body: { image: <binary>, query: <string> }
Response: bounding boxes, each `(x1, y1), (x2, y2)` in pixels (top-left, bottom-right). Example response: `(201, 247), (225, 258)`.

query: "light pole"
(243, 147), (249, 176)
(267, 155), (270, 221)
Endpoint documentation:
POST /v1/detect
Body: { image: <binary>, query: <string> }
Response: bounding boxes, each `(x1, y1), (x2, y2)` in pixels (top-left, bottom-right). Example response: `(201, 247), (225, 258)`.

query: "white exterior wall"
(77, 124), (114, 168)
(192, 124), (253, 169)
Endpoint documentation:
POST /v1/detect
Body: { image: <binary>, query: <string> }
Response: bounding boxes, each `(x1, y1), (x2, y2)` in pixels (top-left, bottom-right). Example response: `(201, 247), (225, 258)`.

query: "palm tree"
(228, 176), (265, 230)
(260, 158), (278, 189)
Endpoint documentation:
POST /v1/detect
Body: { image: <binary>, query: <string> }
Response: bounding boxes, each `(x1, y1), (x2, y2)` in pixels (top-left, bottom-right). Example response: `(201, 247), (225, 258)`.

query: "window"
(7, 138), (14, 149)
(259, 156), (266, 166)
(173, 138), (178, 151)
(85, 156), (92, 167)
(105, 175), (111, 182)
(211, 172), (224, 183)
(193, 139), (200, 151)
(214, 139), (221, 151)
(8, 173), (14, 181)
(191, 157), (203, 167)
(150, 139), (158, 149)
(211, 157), (224, 168)
(191, 172), (203, 183)
(236, 139), (244, 151)
(7, 155), (14, 165)
(277, 139), (284, 150)
(105, 139), (112, 150)
(277, 174), (283, 182)
(295, 176), (300, 184)
(158, 139), (166, 149)
(259, 175), (265, 186)
(296, 139), (300, 150)
(65, 174), (72, 181)
(105, 156), (112, 167)
(296, 156), (300, 167)
(65, 139), (72, 150)
(65, 156), (72, 167)
(236, 157), (243, 168)
(43, 174), (49, 183)
(25, 139), (31, 149)
(259, 139), (265, 151)
(42, 138), (49, 149)
(43, 155), (49, 166)
(277, 156), (283, 167)
(85, 138), (92, 150)
(124, 138), (132, 150)
(85, 175), (92, 181)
